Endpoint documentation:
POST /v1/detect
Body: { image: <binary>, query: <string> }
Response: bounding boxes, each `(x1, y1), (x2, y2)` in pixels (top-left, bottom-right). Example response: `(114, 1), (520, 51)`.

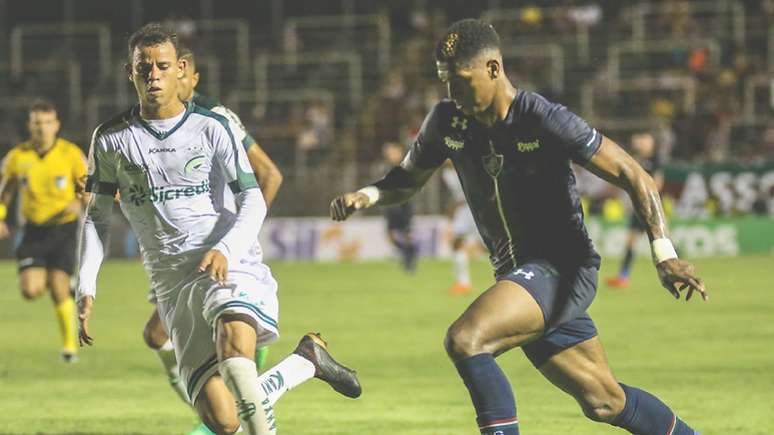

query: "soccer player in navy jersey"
(331, 19), (705, 435)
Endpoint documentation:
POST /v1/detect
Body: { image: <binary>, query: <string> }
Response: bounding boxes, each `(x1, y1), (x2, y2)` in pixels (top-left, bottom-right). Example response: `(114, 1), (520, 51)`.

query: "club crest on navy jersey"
(482, 151), (503, 178)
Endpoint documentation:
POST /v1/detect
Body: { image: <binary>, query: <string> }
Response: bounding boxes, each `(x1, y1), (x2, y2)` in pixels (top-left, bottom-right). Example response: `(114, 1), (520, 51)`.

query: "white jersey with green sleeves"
(86, 102), (260, 286)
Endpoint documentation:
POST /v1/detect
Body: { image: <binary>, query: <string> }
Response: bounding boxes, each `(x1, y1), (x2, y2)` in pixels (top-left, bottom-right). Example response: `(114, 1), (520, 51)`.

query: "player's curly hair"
(435, 19), (500, 67)
(127, 22), (179, 63)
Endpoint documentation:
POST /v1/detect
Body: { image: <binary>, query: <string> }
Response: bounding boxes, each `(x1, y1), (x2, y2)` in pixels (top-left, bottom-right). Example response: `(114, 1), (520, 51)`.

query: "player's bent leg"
(538, 336), (625, 422)
(19, 267), (46, 300)
(445, 279), (544, 361)
(216, 313), (276, 434)
(195, 374), (242, 435)
(539, 336), (699, 434)
(143, 308), (190, 406)
(444, 280), (545, 435)
(47, 269), (77, 360)
(250, 332), (361, 409)
(143, 308), (170, 350)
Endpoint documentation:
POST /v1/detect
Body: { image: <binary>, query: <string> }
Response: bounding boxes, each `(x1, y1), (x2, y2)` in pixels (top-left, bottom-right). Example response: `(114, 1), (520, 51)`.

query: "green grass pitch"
(0, 255), (772, 434)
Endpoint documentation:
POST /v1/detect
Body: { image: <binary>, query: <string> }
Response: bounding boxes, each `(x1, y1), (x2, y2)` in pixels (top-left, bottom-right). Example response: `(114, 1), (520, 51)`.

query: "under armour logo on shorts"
(451, 116), (468, 130)
(514, 268), (535, 280)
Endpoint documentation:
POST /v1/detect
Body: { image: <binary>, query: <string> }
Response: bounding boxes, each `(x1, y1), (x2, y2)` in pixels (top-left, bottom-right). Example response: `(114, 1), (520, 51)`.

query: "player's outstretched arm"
(76, 193), (115, 346)
(583, 135), (707, 302)
(330, 163), (437, 221)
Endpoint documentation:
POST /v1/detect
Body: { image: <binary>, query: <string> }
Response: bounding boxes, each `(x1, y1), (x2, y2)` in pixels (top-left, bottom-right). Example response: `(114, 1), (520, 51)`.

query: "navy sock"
(612, 383), (698, 435)
(392, 235), (417, 272)
(620, 248), (634, 278)
(455, 354), (519, 435)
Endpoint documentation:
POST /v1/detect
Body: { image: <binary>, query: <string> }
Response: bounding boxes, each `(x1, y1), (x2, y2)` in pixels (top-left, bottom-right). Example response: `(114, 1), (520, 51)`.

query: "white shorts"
(452, 205), (477, 239)
(155, 261), (279, 404)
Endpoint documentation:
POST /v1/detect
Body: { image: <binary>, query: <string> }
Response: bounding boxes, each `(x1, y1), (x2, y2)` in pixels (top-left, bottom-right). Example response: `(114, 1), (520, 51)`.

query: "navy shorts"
(499, 260), (599, 367)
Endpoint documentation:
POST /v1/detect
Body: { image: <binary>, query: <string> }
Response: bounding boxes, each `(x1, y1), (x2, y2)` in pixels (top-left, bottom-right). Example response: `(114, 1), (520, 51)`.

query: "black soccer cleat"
(293, 332), (362, 399)
(61, 351), (78, 364)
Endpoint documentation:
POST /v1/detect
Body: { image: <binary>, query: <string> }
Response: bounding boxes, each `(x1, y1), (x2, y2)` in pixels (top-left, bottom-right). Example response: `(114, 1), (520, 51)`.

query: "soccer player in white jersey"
(441, 161), (479, 295)
(76, 23), (360, 435)
(139, 46), (284, 435)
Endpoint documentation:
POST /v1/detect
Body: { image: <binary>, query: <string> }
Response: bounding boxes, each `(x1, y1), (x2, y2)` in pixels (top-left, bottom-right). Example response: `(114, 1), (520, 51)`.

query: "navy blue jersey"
(407, 91), (602, 275)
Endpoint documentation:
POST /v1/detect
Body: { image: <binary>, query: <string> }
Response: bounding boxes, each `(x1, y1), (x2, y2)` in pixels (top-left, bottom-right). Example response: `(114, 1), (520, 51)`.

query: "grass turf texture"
(0, 255), (771, 434)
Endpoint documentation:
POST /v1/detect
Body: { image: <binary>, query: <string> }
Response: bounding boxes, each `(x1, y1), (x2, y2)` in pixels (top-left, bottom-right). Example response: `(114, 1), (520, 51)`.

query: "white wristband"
(651, 238), (678, 264)
(357, 186), (381, 206)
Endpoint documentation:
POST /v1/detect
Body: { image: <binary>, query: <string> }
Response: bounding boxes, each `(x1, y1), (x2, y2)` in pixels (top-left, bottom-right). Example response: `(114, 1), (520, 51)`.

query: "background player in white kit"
(76, 23), (360, 435)
(441, 161), (479, 295)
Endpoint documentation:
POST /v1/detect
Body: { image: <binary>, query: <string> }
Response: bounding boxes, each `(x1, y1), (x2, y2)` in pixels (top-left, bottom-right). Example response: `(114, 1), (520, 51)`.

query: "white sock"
(453, 249), (471, 285)
(155, 340), (190, 406)
(220, 357), (276, 435)
(257, 354), (316, 406)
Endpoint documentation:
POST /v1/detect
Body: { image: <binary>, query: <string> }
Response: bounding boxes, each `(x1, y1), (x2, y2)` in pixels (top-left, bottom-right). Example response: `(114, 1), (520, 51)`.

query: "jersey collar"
(500, 88), (522, 126)
(135, 102), (193, 141)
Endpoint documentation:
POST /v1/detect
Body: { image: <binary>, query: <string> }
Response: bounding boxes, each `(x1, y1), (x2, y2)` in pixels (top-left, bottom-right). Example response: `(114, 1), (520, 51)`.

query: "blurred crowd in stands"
(2, 0), (772, 217)
(360, 0), (774, 166)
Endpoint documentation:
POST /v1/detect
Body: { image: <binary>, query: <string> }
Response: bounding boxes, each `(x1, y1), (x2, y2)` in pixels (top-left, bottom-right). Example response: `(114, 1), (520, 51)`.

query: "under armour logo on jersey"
(451, 116), (468, 130)
(513, 268), (535, 280)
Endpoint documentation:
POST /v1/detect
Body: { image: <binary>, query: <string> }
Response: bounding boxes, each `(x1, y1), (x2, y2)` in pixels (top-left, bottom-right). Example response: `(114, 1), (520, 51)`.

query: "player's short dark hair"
(127, 22), (179, 63)
(28, 99), (57, 115)
(178, 45), (196, 69)
(435, 18), (500, 67)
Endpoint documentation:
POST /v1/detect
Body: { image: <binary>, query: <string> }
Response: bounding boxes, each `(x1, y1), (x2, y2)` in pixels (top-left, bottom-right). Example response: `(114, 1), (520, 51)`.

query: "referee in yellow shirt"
(0, 100), (88, 362)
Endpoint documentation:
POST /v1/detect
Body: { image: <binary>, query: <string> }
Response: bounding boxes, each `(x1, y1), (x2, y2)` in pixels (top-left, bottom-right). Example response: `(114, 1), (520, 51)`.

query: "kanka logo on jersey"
(148, 147), (176, 154)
